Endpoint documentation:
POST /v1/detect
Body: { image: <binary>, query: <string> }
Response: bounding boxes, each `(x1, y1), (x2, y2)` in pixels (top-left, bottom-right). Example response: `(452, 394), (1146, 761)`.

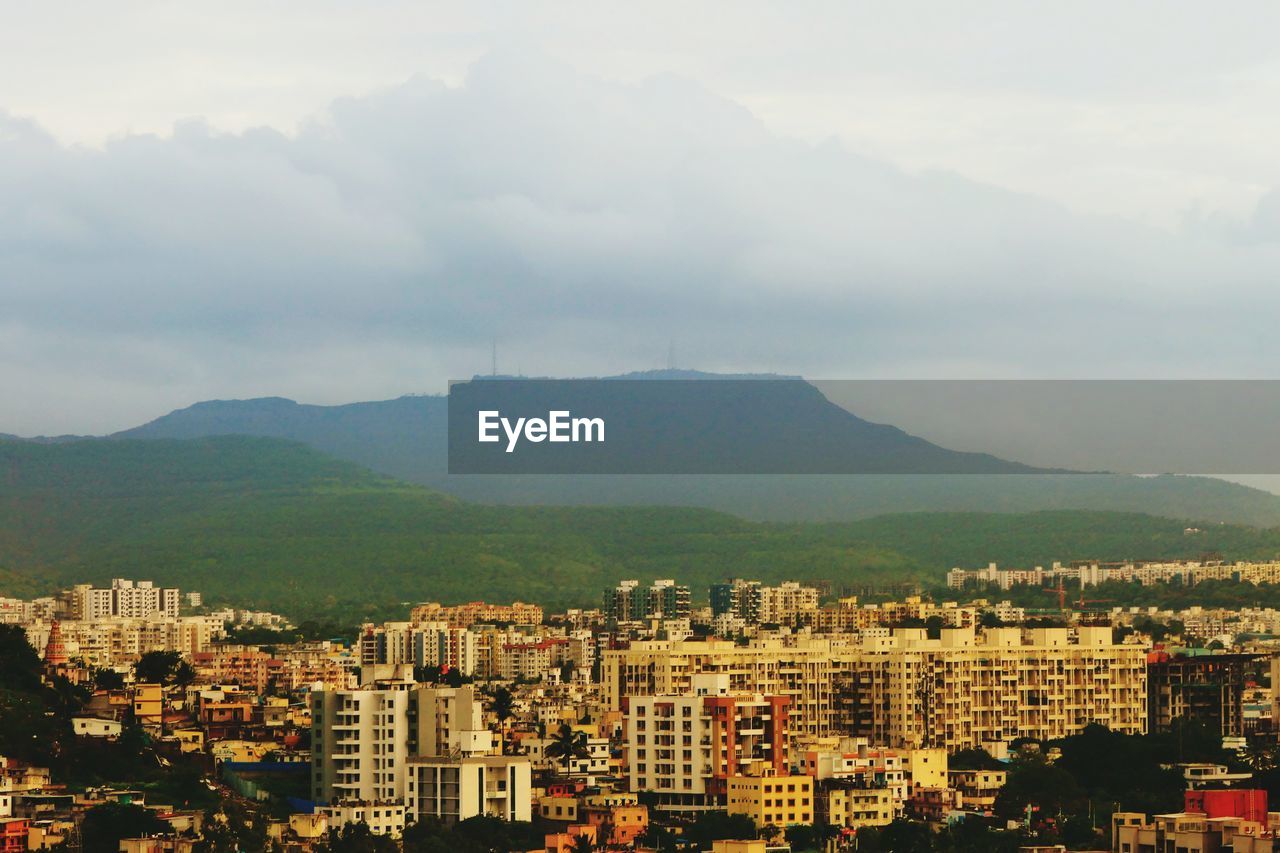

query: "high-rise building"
(709, 580), (819, 625)
(310, 683), (494, 805)
(626, 673), (790, 810)
(604, 627), (1147, 750)
(62, 579), (180, 620)
(604, 580), (691, 623)
(839, 626), (1147, 750)
(710, 579), (761, 622)
(1148, 651), (1259, 738)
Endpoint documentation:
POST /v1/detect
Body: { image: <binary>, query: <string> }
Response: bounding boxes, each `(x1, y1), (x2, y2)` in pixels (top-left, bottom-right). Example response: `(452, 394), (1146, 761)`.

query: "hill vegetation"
(110, 387), (1280, 527)
(4, 436), (1280, 620)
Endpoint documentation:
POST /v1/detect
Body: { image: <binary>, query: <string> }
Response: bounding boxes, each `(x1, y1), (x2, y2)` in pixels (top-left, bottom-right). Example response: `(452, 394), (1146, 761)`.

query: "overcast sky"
(5, 1), (1280, 435)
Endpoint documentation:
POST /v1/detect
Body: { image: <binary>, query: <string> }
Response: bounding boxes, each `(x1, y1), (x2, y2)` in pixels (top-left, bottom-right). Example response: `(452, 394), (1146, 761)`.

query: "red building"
(1185, 789), (1268, 824)
(0, 818), (30, 853)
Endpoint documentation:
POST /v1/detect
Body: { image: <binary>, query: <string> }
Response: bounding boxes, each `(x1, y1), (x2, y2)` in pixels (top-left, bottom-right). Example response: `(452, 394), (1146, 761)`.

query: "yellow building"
(821, 784), (893, 829)
(843, 626), (1146, 750)
(603, 638), (839, 738)
(906, 749), (948, 792)
(947, 769), (1006, 813)
(726, 772), (813, 829)
(131, 683), (163, 724)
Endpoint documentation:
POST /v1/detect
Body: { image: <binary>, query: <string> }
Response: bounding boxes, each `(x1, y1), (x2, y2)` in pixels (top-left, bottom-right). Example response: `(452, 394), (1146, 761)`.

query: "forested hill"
(107, 383), (1280, 527)
(4, 436), (1280, 620)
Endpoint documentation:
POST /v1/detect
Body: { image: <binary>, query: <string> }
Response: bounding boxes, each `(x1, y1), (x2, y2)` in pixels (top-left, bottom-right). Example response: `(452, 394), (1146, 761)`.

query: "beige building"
(820, 784), (894, 830)
(405, 755), (531, 826)
(626, 674), (791, 811)
(841, 626), (1147, 750)
(310, 683), (494, 807)
(1112, 811), (1280, 853)
(604, 626), (1146, 752)
(604, 638), (839, 739)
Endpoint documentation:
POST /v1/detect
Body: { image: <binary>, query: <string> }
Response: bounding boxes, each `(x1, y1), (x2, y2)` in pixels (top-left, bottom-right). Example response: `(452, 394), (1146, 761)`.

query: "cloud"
(3, 49), (1280, 434)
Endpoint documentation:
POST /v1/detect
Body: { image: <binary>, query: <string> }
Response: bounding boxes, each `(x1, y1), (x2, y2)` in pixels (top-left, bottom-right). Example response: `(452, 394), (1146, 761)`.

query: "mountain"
(5, 436), (1280, 619)
(107, 374), (1280, 526)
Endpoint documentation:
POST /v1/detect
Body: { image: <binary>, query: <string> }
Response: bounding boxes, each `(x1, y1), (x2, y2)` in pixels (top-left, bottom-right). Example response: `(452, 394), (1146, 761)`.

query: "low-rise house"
(71, 716), (123, 738)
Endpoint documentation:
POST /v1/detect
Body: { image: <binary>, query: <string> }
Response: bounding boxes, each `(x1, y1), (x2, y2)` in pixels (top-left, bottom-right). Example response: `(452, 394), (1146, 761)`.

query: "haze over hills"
(105, 372), (1280, 526)
(5, 435), (1280, 619)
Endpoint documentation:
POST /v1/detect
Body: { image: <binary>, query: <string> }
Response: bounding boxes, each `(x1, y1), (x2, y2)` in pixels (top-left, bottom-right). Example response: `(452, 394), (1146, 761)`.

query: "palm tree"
(1243, 740), (1276, 772)
(492, 687), (514, 754)
(545, 723), (590, 775)
(568, 832), (597, 853)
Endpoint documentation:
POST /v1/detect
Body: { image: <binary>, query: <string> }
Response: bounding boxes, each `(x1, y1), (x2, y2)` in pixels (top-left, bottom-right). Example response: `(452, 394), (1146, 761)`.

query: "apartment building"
(1148, 651), (1259, 738)
(950, 558), (1280, 591)
(310, 683), (494, 806)
(525, 733), (610, 778)
(607, 627), (1146, 752)
(409, 601), (544, 628)
(358, 622), (481, 675)
(500, 637), (569, 680)
(801, 740), (947, 815)
(63, 579), (181, 620)
(840, 626), (1147, 750)
(316, 803), (406, 838)
(1111, 811), (1279, 853)
(26, 615), (214, 667)
(819, 783), (893, 830)
(603, 638), (839, 738)
(757, 583), (820, 625)
(947, 769), (1006, 814)
(710, 580), (821, 626)
(725, 772), (814, 829)
(405, 755), (531, 826)
(711, 580), (761, 623)
(626, 674), (790, 811)
(604, 580), (691, 623)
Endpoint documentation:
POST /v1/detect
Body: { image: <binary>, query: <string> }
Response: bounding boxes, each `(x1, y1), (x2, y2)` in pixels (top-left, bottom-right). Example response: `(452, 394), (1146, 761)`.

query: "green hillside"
(4, 436), (1280, 620)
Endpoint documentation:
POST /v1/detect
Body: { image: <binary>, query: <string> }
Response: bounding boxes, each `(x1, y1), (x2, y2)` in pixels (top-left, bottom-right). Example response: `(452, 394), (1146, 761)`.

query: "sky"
(4, 1), (1280, 435)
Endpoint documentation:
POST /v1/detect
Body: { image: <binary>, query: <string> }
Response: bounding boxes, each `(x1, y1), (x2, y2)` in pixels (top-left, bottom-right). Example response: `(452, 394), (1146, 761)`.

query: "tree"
(1245, 740), (1278, 772)
(545, 723), (589, 774)
(0, 688), (66, 763)
(950, 747), (1005, 770)
(93, 668), (126, 691)
(683, 811), (759, 846)
(980, 611), (1008, 628)
(134, 650), (195, 686)
(995, 755), (1087, 825)
(0, 625), (42, 691)
(492, 687), (514, 753)
(855, 819), (934, 853)
(317, 822), (398, 853)
(81, 802), (171, 853)
(568, 831), (597, 853)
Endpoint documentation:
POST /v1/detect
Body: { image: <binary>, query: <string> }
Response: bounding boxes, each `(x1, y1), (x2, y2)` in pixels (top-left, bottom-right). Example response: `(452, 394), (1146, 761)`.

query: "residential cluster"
(947, 558), (1280, 590)
(7, 574), (1280, 851)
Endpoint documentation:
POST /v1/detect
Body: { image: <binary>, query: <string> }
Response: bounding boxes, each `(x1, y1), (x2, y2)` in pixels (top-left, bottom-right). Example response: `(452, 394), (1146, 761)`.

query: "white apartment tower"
(310, 683), (495, 806)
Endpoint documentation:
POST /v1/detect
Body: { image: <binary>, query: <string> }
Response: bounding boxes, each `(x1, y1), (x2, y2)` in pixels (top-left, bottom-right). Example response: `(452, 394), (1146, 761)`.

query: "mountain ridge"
(103, 377), (1280, 526)
(4, 435), (1280, 618)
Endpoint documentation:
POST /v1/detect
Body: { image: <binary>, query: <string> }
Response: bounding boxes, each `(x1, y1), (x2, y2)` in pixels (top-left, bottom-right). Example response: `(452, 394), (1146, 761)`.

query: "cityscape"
(2, 567), (1280, 851)
(8, 2), (1280, 851)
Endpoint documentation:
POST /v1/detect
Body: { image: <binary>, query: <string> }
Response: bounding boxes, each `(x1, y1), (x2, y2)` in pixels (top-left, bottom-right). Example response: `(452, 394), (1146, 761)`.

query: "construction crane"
(1042, 578), (1112, 612)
